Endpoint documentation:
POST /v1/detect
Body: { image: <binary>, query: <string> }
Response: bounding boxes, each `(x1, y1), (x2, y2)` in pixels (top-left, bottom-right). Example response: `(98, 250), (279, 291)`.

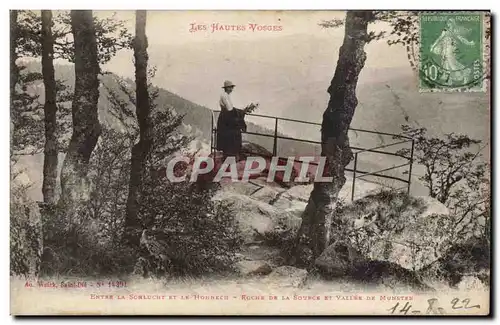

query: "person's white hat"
(222, 80), (236, 88)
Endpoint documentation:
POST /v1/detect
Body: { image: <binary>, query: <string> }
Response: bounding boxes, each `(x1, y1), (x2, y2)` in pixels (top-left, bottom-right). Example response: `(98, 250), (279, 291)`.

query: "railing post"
(210, 112), (214, 155)
(351, 152), (358, 201)
(407, 139), (415, 194)
(272, 118), (278, 156)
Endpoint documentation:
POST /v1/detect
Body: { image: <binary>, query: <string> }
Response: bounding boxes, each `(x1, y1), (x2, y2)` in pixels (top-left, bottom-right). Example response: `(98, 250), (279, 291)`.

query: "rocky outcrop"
(235, 260), (273, 276)
(315, 240), (433, 292)
(267, 177), (385, 219)
(213, 158), (475, 292)
(312, 190), (467, 292)
(213, 191), (301, 244)
(265, 266), (308, 288)
(329, 190), (452, 271)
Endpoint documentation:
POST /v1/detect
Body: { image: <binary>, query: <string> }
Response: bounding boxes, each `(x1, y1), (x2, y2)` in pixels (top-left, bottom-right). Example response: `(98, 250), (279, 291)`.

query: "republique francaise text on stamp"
(419, 12), (486, 92)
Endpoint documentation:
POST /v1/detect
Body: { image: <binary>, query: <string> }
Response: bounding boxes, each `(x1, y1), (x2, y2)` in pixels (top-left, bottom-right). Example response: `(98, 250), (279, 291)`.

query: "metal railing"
(210, 110), (415, 201)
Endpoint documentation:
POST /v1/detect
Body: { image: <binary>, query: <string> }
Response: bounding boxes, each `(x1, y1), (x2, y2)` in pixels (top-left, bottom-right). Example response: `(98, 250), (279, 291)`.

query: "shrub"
(399, 124), (490, 250)
(40, 205), (136, 276)
(137, 177), (243, 277)
(39, 127), (137, 277)
(10, 165), (42, 277)
(35, 71), (242, 278)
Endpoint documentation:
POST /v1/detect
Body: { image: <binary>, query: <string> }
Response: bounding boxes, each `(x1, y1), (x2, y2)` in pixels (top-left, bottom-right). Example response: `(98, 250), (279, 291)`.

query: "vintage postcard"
(10, 10), (491, 316)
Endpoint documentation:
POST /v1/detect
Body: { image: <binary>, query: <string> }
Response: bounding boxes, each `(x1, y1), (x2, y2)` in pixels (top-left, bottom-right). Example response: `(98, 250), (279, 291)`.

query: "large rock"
(271, 185), (310, 217)
(235, 260), (272, 276)
(219, 181), (263, 197)
(215, 168), (286, 201)
(333, 190), (452, 271)
(265, 266), (308, 288)
(315, 241), (433, 292)
(250, 184), (284, 203)
(213, 192), (301, 243)
(268, 176), (386, 218)
(272, 176), (387, 205)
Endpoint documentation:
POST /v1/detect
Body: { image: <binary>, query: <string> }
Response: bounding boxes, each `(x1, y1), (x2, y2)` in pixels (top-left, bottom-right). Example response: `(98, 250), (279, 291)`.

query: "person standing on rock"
(216, 80), (247, 160)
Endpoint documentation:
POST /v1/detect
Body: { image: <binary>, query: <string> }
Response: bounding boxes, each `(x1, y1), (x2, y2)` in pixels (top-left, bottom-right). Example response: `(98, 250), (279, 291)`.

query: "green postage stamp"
(419, 12), (486, 92)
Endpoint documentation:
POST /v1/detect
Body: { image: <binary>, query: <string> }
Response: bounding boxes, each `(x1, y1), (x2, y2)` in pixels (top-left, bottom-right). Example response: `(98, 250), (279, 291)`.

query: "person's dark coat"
(216, 108), (247, 156)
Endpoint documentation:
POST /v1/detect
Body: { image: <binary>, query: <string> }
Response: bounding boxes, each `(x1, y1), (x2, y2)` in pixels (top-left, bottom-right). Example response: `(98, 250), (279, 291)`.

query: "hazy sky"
(98, 10), (412, 83)
(46, 10), (489, 151)
(96, 10), (347, 45)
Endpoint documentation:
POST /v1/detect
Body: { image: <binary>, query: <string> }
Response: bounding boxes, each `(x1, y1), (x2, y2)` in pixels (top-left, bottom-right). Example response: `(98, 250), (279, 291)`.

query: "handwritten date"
(388, 298), (480, 315)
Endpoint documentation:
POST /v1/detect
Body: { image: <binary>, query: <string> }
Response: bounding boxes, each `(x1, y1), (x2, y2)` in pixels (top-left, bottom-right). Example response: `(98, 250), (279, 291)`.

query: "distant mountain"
(20, 53), (489, 200)
(16, 61), (321, 201)
(22, 61), (215, 140)
(22, 61), (319, 157)
(114, 34), (489, 159)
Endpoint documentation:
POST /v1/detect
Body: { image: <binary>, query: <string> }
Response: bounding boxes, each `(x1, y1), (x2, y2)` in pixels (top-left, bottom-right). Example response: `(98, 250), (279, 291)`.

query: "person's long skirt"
(216, 111), (243, 156)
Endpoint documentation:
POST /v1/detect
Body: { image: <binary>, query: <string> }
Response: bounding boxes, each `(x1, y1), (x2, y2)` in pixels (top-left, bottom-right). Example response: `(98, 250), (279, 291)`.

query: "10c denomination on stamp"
(419, 12), (486, 92)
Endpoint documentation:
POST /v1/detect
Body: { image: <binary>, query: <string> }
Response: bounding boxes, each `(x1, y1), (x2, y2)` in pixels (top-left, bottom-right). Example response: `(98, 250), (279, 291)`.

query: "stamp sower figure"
(430, 18), (475, 84)
(216, 80), (247, 160)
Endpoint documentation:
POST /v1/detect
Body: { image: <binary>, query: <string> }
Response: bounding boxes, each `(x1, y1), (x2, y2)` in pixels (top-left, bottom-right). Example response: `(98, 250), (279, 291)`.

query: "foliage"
(137, 181), (243, 277)
(15, 10), (132, 65)
(419, 235), (490, 287)
(318, 11), (418, 44)
(255, 215), (302, 267)
(38, 66), (241, 277)
(294, 121), (491, 275)
(11, 65), (73, 154)
(319, 10), (490, 82)
(397, 124), (490, 243)
(40, 203), (136, 276)
(319, 10), (488, 47)
(87, 127), (134, 243)
(10, 159), (43, 277)
(131, 68), (241, 276)
(12, 9), (132, 154)
(379, 11), (419, 47)
(147, 90), (190, 169)
(11, 66), (43, 154)
(322, 190), (486, 272)
(38, 72), (188, 276)
(399, 124), (487, 204)
(11, 10), (243, 279)
(39, 127), (136, 277)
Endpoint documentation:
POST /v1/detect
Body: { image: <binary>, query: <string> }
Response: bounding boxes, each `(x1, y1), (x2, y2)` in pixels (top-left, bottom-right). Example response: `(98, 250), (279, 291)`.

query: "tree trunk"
(59, 10), (101, 214)
(41, 10), (58, 204)
(294, 11), (371, 262)
(124, 10), (152, 247)
(10, 10), (18, 114)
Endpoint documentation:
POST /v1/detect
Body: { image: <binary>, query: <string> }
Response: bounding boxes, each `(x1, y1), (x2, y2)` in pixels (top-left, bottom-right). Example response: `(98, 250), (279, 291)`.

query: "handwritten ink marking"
(388, 301), (412, 315)
(451, 298), (481, 309)
(388, 297), (481, 315)
(426, 298), (446, 315)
